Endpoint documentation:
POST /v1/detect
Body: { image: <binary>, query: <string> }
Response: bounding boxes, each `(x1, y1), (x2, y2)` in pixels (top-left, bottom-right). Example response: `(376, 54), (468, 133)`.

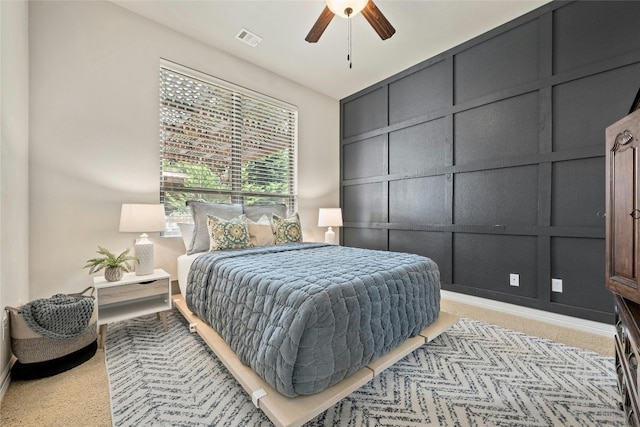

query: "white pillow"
(248, 215), (275, 247)
(177, 223), (195, 252)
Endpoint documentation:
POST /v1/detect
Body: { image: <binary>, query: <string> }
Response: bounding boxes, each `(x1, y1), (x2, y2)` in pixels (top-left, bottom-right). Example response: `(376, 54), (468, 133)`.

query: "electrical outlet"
(552, 278), (563, 293)
(509, 273), (520, 287)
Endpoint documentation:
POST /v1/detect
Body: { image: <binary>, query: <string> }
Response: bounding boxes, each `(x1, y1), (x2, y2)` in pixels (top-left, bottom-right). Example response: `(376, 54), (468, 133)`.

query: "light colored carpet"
(0, 349), (111, 427)
(441, 299), (614, 357)
(0, 298), (617, 426)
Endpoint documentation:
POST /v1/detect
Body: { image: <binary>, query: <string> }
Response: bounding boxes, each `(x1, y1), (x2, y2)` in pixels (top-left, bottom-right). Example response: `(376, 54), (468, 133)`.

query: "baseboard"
(0, 356), (16, 403)
(441, 290), (615, 337)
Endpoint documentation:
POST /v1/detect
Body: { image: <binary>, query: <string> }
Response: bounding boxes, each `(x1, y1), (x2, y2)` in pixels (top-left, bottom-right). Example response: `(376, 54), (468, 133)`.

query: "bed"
(172, 203), (457, 426)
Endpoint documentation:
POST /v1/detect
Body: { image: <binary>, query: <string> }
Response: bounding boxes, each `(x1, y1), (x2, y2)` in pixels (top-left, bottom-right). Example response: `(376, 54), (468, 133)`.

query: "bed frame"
(173, 295), (458, 427)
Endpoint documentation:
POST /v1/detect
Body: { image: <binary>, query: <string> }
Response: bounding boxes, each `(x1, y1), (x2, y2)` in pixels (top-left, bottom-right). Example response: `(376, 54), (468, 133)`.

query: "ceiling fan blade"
(305, 6), (335, 43)
(361, 0), (396, 40)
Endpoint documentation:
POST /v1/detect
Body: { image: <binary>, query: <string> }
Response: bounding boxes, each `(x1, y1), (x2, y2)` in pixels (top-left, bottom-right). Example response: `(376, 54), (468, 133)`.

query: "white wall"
(0, 0), (30, 396)
(29, 1), (339, 297)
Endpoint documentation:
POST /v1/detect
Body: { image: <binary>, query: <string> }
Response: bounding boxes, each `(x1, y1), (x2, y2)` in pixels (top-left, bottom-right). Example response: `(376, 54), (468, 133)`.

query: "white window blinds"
(159, 61), (298, 234)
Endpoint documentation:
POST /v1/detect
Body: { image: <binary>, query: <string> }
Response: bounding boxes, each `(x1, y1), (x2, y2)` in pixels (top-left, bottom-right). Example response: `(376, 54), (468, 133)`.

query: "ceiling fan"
(305, 0), (396, 43)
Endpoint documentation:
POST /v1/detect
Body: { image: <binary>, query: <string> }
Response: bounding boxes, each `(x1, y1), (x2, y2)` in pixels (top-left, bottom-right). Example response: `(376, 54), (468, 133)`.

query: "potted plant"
(84, 246), (138, 282)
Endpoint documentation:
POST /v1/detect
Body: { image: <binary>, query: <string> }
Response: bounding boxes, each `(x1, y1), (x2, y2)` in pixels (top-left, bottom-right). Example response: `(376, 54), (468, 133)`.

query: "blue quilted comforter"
(186, 243), (440, 397)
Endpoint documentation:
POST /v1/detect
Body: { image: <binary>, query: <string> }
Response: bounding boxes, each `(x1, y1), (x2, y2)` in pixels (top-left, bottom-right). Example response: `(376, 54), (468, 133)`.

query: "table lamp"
(119, 204), (166, 276)
(318, 208), (343, 245)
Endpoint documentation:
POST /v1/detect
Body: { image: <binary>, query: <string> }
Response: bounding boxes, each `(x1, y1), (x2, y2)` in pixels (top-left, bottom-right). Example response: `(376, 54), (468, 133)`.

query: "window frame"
(159, 59), (298, 235)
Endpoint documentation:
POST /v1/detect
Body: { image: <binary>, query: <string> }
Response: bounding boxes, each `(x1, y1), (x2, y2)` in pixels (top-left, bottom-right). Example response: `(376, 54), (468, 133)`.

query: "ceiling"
(112, 0), (551, 100)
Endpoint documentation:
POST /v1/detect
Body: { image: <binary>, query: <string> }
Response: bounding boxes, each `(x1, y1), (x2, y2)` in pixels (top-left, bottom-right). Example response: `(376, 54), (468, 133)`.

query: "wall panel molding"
(340, 1), (640, 323)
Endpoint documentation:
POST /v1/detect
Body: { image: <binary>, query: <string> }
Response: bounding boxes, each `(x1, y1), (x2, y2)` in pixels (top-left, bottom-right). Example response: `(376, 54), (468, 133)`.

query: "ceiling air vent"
(236, 28), (262, 47)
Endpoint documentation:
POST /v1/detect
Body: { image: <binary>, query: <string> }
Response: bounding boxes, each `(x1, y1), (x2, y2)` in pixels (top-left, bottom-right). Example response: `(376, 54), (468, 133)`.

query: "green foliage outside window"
(163, 147), (292, 217)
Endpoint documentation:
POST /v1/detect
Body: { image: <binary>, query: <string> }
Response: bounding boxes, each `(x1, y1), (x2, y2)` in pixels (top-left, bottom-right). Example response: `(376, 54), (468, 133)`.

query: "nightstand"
(93, 268), (171, 348)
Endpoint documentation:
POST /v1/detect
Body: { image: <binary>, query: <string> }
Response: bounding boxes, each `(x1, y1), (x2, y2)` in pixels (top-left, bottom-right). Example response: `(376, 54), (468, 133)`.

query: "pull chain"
(346, 7), (353, 69)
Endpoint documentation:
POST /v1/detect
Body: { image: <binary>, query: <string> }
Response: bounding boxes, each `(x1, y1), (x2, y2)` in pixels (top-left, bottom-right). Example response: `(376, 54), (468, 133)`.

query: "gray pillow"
(243, 203), (287, 222)
(186, 201), (243, 254)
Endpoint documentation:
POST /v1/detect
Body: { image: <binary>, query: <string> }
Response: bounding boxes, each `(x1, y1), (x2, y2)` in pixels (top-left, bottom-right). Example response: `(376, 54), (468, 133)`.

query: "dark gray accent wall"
(339, 1), (640, 323)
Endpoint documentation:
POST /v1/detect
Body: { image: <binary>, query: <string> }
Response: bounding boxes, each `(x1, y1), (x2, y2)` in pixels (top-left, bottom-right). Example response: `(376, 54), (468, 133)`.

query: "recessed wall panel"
(342, 87), (387, 138)
(553, 1), (640, 74)
(389, 176), (447, 224)
(553, 63), (640, 152)
(453, 233), (537, 298)
(454, 93), (539, 165)
(343, 183), (386, 223)
(389, 230), (452, 284)
(389, 118), (449, 174)
(552, 158), (605, 228)
(389, 61), (450, 125)
(551, 237), (609, 312)
(454, 166), (538, 226)
(343, 228), (387, 250)
(343, 135), (386, 180)
(454, 20), (539, 104)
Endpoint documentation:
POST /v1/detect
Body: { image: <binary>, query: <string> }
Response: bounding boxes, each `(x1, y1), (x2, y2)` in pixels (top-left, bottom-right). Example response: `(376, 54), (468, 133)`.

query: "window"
(159, 61), (298, 235)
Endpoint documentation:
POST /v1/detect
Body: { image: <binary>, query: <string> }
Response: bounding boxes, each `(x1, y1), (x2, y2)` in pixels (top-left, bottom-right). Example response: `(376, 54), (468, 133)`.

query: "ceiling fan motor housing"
(305, 0), (395, 43)
(326, 0), (368, 18)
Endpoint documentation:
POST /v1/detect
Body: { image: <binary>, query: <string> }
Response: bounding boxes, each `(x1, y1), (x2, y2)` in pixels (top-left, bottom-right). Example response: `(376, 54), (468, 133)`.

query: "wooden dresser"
(606, 109), (640, 302)
(607, 106), (640, 426)
(615, 295), (640, 426)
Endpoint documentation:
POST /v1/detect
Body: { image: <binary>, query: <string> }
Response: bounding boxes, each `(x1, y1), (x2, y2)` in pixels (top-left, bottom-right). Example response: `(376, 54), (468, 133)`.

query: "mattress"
(177, 252), (205, 298)
(185, 242), (441, 397)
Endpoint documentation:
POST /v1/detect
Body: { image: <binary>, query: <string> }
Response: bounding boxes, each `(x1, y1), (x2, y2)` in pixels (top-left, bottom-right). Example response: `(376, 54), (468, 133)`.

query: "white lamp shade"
(318, 208), (343, 228)
(326, 0), (368, 18)
(119, 204), (166, 233)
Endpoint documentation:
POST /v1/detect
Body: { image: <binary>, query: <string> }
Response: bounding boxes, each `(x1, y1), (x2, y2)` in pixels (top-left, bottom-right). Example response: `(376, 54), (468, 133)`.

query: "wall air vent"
(235, 28), (263, 47)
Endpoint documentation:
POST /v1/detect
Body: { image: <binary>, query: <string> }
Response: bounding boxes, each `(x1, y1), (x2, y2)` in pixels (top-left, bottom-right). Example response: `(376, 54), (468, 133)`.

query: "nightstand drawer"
(98, 279), (168, 306)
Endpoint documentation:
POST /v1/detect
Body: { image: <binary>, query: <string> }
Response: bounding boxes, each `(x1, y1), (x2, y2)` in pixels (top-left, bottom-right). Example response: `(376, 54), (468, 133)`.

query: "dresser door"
(607, 109), (640, 302)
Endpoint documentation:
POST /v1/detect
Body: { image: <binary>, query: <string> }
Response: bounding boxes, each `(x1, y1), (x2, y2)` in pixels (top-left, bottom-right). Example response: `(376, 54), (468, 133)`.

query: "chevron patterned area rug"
(105, 309), (623, 426)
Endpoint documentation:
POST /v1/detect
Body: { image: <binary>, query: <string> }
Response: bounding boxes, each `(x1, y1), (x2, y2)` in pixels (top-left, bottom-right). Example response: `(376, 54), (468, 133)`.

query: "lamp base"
(324, 227), (336, 245)
(135, 240), (154, 276)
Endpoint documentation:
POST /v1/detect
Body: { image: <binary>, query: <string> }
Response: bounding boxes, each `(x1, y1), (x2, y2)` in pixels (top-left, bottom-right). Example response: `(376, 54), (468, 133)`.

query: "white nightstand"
(93, 268), (171, 348)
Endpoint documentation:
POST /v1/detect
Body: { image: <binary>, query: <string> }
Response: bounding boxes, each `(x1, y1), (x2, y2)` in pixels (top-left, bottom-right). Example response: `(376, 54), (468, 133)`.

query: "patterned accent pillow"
(207, 214), (252, 251)
(186, 201), (243, 254)
(272, 213), (303, 244)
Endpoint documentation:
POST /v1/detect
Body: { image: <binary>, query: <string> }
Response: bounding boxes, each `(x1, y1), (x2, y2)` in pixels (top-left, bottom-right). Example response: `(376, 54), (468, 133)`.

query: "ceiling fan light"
(326, 0), (368, 18)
